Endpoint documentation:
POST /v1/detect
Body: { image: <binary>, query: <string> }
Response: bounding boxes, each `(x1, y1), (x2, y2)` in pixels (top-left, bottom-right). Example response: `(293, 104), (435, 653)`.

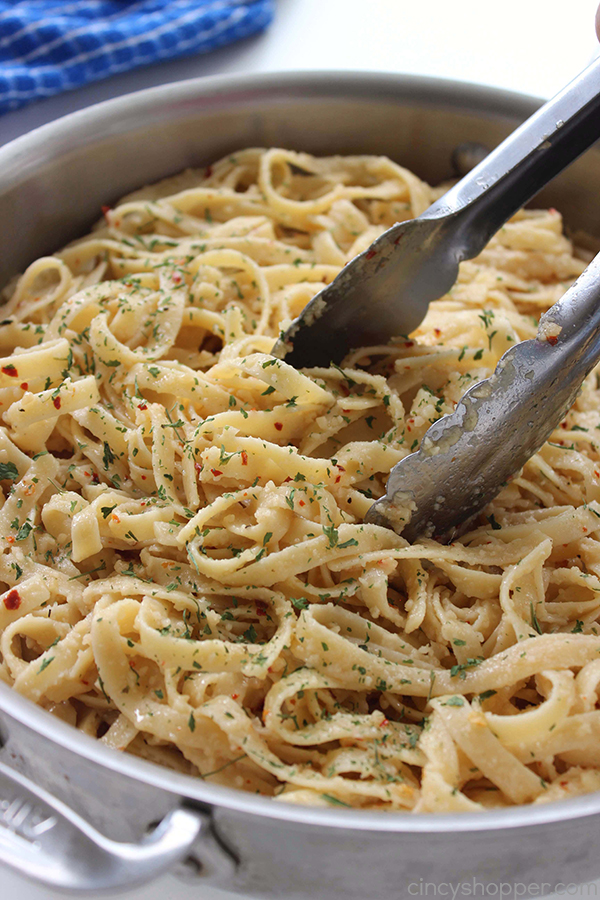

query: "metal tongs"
(273, 57), (600, 541)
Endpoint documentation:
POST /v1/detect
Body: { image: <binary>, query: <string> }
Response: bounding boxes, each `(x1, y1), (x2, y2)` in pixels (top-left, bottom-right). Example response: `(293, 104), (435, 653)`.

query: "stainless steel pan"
(1, 71), (600, 898)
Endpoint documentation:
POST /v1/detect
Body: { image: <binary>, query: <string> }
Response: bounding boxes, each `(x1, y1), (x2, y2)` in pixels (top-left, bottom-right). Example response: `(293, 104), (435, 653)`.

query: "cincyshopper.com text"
(408, 880), (599, 899)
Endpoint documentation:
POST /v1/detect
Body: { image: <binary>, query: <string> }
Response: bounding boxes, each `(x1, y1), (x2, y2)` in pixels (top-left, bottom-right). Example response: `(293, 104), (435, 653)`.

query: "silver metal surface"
(4, 678), (600, 900)
(0, 71), (600, 898)
(272, 57), (600, 538)
(0, 760), (207, 892)
(273, 55), (600, 368)
(368, 250), (600, 540)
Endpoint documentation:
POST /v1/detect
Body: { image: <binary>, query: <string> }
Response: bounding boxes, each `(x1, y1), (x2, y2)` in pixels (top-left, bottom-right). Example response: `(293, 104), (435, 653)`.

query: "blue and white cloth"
(0, 0), (274, 115)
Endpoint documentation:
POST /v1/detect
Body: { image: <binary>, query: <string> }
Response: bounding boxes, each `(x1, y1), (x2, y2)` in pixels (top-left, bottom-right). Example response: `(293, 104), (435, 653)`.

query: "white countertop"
(2, 1), (600, 897)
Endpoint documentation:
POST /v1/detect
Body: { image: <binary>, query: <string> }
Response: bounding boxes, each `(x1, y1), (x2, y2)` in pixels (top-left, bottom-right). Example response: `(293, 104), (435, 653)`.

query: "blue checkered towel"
(0, 0), (274, 115)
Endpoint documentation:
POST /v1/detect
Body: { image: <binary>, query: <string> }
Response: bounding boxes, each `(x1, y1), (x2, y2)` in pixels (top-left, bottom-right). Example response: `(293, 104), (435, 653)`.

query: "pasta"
(0, 146), (599, 812)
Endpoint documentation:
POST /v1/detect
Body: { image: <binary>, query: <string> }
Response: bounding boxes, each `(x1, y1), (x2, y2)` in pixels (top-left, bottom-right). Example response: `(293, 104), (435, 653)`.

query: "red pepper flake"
(380, 718), (389, 727)
(101, 205), (111, 216)
(404, 340), (414, 348)
(241, 451), (248, 466)
(547, 336), (558, 346)
(2, 365), (18, 377)
(4, 589), (21, 610)
(90, 472), (100, 485)
(394, 235), (404, 245)
(172, 273), (182, 284)
(53, 397), (61, 410)
(365, 249), (377, 260)
(256, 601), (267, 616)
(274, 422), (283, 431)
(337, 465), (345, 472)
(205, 165), (213, 177)
(335, 475), (341, 484)
(561, 422), (568, 429)
(195, 462), (203, 474)
(20, 382), (28, 390)
(211, 468), (223, 477)
(231, 693), (239, 700)
(138, 403), (147, 411)
(434, 328), (441, 337)
(299, 500), (305, 506)
(141, 475), (146, 480)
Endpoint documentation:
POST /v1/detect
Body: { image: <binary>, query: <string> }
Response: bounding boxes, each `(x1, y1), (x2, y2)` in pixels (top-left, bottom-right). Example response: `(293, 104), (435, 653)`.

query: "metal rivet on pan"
(451, 141), (490, 177)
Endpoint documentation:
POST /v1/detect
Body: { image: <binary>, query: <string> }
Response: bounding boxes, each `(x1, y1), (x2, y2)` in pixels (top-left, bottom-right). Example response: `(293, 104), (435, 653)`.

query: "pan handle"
(0, 759), (237, 892)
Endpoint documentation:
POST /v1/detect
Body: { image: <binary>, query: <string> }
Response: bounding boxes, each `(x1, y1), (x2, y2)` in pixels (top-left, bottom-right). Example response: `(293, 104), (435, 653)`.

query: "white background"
(2, 0), (600, 897)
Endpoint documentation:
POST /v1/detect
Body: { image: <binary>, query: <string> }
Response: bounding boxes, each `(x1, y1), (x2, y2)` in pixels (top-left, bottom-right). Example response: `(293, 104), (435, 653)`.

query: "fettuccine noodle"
(0, 147), (599, 812)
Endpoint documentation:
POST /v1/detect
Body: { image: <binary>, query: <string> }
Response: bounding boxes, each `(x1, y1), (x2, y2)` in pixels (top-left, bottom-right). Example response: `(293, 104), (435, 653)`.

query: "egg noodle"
(0, 147), (599, 812)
